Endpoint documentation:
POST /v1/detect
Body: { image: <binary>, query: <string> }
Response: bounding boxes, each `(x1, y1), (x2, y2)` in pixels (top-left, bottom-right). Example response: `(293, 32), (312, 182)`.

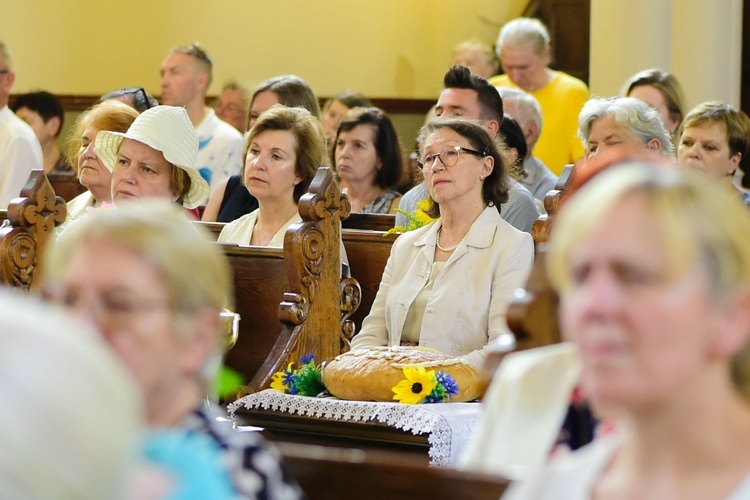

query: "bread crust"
(323, 346), (482, 402)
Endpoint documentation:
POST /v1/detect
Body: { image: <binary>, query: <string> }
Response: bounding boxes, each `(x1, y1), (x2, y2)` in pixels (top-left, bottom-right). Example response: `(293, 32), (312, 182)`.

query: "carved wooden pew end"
(0, 170), (66, 290)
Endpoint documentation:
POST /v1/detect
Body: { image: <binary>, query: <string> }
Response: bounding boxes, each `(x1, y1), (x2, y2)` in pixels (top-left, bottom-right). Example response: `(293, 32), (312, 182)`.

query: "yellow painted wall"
(2, 0), (526, 99)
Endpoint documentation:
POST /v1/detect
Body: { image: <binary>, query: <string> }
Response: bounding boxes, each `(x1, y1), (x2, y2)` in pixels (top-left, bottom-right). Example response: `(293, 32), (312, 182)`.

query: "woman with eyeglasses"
(64, 100), (139, 223)
(44, 200), (302, 499)
(350, 119), (534, 368)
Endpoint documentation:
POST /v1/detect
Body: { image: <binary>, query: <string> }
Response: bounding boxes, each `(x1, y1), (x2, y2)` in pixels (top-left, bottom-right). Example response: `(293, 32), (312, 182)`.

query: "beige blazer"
(352, 205), (534, 368)
(217, 209), (300, 246)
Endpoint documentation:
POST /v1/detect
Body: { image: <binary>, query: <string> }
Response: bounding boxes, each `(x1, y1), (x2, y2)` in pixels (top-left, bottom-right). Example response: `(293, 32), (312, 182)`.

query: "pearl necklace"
(436, 227), (464, 252)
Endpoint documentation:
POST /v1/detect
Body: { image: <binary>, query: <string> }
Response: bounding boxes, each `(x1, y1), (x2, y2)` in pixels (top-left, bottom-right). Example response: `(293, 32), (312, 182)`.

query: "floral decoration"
(386, 198), (437, 236)
(270, 353), (325, 396)
(391, 365), (459, 404)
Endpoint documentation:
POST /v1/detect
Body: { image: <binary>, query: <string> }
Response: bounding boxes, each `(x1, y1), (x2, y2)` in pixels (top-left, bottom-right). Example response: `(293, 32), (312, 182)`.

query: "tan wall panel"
(590, 0), (742, 109)
(2, 0), (527, 99)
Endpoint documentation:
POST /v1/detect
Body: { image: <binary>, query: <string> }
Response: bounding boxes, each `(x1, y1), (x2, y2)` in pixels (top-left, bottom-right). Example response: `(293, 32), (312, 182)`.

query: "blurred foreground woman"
(506, 163), (750, 499)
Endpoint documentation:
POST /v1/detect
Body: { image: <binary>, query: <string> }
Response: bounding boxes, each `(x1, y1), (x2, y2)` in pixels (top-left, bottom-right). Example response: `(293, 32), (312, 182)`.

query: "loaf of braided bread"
(323, 346), (481, 402)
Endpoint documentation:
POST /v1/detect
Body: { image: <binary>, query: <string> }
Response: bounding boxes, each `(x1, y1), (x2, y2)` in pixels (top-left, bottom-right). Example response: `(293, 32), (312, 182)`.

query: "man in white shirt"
(160, 43), (243, 200)
(0, 41), (43, 208)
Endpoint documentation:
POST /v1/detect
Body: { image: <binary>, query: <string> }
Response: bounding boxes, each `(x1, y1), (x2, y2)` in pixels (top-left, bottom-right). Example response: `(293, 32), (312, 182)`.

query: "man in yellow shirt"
(489, 17), (588, 175)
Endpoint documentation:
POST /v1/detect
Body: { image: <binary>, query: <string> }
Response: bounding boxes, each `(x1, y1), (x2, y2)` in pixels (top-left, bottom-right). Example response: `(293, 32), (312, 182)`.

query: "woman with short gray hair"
(578, 97), (673, 159)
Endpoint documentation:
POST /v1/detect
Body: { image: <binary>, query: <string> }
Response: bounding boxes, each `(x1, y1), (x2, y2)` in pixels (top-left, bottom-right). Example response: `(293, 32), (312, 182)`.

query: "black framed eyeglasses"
(417, 146), (486, 170)
(122, 87), (152, 110)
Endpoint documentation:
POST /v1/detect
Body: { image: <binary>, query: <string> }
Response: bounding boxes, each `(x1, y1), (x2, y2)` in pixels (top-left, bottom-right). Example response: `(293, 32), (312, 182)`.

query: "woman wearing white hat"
(95, 105), (209, 210)
(218, 105), (324, 246)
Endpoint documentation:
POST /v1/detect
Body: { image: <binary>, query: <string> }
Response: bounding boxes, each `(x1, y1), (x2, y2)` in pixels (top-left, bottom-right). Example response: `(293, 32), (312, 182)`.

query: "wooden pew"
(46, 170), (87, 203)
(341, 212), (395, 231)
(220, 244), (288, 385)
(195, 220), (223, 240)
(339, 228), (395, 332)
(480, 166), (573, 388)
(0, 170), (66, 290)
(213, 168), (359, 392)
(195, 221), (396, 353)
(200, 214), (395, 235)
(530, 164), (571, 246)
(276, 442), (509, 500)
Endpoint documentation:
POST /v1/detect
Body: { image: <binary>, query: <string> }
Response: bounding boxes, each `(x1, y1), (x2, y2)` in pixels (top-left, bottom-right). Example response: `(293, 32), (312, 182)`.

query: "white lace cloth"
(228, 389), (482, 466)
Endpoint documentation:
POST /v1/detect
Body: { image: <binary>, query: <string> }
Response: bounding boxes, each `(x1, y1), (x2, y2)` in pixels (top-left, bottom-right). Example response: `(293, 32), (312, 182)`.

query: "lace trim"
(228, 390), (482, 466)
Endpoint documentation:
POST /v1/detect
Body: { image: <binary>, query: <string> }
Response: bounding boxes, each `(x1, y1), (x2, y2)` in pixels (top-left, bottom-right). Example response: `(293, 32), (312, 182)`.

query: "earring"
(479, 176), (484, 181)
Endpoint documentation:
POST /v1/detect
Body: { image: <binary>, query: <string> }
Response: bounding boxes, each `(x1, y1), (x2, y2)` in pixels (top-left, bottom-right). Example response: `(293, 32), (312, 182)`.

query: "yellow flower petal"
(270, 362), (297, 393)
(270, 372), (288, 393)
(391, 365), (438, 404)
(416, 198), (432, 211)
(415, 210), (435, 225)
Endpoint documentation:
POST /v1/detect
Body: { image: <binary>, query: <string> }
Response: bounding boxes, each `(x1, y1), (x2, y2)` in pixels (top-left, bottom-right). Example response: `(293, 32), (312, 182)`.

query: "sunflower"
(270, 362), (298, 394)
(385, 199), (438, 236)
(414, 198), (437, 226)
(392, 365), (437, 404)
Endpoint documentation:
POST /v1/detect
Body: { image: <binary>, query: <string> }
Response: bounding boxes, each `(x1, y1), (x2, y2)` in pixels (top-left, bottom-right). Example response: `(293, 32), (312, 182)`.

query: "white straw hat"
(95, 105), (209, 209)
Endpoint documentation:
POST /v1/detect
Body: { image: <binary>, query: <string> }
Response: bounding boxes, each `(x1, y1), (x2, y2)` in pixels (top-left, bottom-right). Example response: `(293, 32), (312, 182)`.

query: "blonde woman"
(507, 163), (750, 498)
(65, 100), (139, 221)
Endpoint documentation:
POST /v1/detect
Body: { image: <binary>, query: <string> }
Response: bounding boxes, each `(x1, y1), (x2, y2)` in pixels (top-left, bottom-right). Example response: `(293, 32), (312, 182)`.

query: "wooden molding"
(10, 94), (436, 115)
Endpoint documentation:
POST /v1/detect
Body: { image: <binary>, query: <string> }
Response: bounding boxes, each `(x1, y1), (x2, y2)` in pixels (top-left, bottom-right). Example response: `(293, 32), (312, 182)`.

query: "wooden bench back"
(505, 164), (573, 352)
(0, 170), (66, 290)
(211, 168), (362, 391)
(219, 244), (288, 384)
(276, 442), (509, 500)
(195, 218), (397, 357)
(267, 167), (357, 382)
(46, 171), (87, 203)
(341, 228), (396, 331)
(341, 212), (395, 231)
